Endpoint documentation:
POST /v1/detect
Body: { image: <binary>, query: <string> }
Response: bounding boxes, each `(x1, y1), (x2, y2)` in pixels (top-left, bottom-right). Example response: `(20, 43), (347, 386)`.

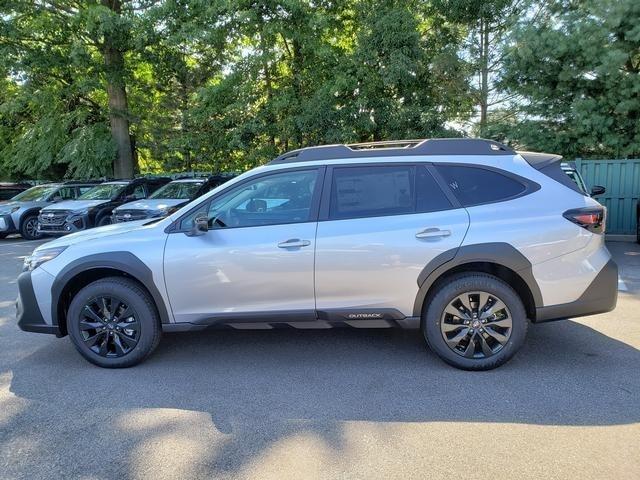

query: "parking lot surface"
(1, 238), (639, 480)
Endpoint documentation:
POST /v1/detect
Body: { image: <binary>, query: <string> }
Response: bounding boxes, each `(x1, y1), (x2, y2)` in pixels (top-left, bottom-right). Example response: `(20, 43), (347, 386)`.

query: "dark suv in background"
(112, 174), (235, 223)
(38, 177), (170, 235)
(0, 182), (31, 201)
(0, 181), (101, 240)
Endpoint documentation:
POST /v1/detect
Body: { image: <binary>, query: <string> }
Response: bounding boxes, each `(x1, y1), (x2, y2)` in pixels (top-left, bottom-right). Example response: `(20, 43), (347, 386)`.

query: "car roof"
(269, 138), (514, 165)
(171, 178), (205, 183)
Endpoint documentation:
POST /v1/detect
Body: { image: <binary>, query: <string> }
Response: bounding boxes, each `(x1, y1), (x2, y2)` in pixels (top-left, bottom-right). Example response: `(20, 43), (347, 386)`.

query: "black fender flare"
(412, 242), (543, 317)
(51, 251), (171, 326)
(19, 207), (43, 227)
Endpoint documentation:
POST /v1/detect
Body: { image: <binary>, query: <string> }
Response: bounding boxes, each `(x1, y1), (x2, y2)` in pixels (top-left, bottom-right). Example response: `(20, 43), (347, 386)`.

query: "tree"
(492, 0), (640, 158)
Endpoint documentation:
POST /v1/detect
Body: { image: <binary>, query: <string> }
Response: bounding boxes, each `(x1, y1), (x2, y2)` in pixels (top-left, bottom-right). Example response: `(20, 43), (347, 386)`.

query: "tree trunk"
(102, 0), (134, 179)
(479, 17), (490, 136)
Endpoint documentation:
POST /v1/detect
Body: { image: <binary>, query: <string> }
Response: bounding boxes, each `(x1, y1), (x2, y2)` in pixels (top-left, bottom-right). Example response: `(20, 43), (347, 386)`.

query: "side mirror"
(590, 185), (606, 196)
(186, 215), (208, 237)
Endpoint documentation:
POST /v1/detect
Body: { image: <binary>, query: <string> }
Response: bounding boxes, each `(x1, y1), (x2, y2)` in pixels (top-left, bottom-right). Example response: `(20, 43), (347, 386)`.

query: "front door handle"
(278, 238), (311, 248)
(415, 228), (451, 239)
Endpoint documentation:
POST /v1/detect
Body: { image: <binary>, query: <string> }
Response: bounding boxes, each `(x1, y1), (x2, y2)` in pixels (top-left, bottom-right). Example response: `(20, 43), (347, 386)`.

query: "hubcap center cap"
(471, 320), (481, 329)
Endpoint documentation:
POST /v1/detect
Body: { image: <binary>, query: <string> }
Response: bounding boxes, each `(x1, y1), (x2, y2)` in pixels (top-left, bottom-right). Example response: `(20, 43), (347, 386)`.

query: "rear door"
(314, 163), (469, 323)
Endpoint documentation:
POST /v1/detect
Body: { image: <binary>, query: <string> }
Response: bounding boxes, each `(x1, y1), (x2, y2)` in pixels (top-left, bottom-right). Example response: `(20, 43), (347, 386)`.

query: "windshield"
(79, 183), (126, 200)
(150, 181), (203, 200)
(12, 185), (60, 202)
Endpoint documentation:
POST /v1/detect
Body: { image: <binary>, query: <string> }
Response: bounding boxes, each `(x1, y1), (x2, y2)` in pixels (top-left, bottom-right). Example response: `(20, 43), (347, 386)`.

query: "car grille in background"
(114, 210), (149, 222)
(38, 210), (69, 226)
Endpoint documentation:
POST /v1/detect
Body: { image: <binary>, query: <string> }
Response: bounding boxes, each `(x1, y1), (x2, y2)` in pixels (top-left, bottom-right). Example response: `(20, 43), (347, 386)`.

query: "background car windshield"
(11, 185), (59, 202)
(79, 184), (126, 200)
(150, 181), (203, 200)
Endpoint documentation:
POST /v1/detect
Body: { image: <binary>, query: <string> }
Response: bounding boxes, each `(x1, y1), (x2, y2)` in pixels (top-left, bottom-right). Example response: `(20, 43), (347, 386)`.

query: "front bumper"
(38, 213), (89, 236)
(16, 270), (60, 335)
(535, 259), (618, 322)
(0, 214), (17, 234)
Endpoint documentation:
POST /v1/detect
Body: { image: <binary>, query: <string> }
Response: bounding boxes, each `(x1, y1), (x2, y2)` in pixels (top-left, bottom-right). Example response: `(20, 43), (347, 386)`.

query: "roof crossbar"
(269, 138), (514, 164)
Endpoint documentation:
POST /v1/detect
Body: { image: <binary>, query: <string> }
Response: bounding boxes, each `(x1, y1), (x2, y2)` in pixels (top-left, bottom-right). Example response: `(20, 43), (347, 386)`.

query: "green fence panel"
(574, 159), (640, 235)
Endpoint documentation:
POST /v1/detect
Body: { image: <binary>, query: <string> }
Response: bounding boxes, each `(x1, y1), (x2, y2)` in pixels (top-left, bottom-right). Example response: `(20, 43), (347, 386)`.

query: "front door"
(164, 168), (323, 326)
(314, 164), (469, 322)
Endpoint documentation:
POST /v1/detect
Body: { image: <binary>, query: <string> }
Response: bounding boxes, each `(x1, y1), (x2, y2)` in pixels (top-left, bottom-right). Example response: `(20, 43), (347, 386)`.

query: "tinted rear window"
(435, 165), (526, 207)
(329, 165), (451, 220)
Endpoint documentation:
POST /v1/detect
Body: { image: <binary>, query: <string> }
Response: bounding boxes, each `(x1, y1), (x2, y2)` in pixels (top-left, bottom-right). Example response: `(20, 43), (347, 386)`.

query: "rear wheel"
(67, 277), (162, 368)
(422, 273), (528, 371)
(20, 215), (42, 240)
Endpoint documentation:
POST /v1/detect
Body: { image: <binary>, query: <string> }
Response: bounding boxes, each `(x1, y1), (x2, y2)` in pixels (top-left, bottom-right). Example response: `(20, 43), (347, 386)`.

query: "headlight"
(23, 246), (68, 272)
(71, 209), (89, 216)
(149, 209), (167, 217)
(0, 206), (20, 214)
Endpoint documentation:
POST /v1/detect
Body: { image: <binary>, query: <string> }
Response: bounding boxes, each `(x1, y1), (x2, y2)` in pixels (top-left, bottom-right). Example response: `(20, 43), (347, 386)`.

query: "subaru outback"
(16, 139), (617, 370)
(0, 181), (101, 240)
(37, 177), (170, 235)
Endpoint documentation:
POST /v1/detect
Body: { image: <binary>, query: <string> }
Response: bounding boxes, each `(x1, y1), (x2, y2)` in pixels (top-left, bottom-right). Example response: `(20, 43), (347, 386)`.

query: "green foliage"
(2, 0), (637, 181)
(491, 0), (640, 158)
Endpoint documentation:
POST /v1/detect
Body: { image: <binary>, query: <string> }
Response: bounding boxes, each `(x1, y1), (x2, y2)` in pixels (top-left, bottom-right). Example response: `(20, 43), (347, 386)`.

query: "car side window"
(78, 186), (94, 195)
(179, 170), (318, 230)
(131, 185), (146, 200)
(52, 187), (76, 200)
(330, 166), (415, 220)
(416, 166), (453, 213)
(435, 165), (526, 207)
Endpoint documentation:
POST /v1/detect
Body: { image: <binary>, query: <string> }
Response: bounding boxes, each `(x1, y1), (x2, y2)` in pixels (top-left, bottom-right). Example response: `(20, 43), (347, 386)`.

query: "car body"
(37, 177), (170, 236)
(0, 181), (101, 240)
(111, 174), (235, 223)
(0, 182), (31, 202)
(16, 139), (617, 370)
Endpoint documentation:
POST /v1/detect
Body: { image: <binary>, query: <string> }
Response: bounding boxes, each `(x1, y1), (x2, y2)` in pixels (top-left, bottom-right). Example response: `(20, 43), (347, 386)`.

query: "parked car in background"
(561, 162), (606, 197)
(17, 139), (617, 370)
(0, 182), (31, 201)
(0, 181), (101, 240)
(37, 177), (170, 236)
(111, 174), (235, 223)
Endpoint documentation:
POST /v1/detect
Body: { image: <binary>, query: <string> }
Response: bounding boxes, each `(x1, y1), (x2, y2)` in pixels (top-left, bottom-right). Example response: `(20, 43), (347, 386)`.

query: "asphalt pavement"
(0, 237), (639, 480)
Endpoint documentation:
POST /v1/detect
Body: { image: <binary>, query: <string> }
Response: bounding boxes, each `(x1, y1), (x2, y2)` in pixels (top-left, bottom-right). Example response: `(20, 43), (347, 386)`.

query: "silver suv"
(16, 139), (618, 370)
(0, 181), (101, 240)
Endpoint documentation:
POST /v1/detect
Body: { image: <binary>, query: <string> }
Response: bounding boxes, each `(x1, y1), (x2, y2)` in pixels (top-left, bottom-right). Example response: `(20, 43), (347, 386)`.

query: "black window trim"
(318, 162), (458, 222)
(430, 162), (541, 208)
(167, 165), (326, 233)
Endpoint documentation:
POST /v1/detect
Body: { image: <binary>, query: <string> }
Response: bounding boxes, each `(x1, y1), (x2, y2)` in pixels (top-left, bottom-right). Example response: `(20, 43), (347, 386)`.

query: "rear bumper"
(16, 271), (61, 335)
(535, 259), (618, 322)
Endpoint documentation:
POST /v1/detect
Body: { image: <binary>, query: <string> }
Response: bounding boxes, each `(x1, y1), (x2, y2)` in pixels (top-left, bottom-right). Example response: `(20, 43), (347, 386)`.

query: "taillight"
(563, 207), (606, 234)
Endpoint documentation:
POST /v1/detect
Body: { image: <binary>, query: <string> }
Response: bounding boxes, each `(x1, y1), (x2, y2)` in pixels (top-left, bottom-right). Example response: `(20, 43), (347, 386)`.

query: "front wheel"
(20, 215), (42, 240)
(67, 277), (162, 368)
(422, 273), (528, 371)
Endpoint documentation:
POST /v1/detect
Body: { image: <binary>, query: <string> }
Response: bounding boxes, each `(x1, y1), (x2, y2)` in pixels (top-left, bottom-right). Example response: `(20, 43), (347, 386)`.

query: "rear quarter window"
(435, 165), (527, 207)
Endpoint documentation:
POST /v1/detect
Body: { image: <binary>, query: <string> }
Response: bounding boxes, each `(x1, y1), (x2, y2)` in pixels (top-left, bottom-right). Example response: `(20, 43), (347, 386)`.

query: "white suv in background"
(16, 139), (617, 370)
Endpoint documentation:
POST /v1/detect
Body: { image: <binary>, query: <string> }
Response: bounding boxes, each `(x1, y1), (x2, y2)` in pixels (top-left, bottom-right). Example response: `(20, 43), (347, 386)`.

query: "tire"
(20, 215), (42, 240)
(96, 215), (112, 227)
(422, 273), (528, 371)
(0, 233), (7, 239)
(67, 277), (162, 368)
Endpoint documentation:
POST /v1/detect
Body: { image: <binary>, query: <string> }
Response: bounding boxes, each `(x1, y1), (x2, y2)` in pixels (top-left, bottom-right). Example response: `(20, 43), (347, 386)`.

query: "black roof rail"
(269, 138), (514, 165)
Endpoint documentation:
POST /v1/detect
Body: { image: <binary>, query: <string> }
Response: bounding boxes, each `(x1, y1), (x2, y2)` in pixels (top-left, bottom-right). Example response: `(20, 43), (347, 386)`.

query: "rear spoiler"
(517, 151), (584, 195)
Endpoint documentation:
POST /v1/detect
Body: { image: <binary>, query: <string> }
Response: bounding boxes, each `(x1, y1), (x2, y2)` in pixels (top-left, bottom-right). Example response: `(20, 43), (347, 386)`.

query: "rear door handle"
(278, 238), (311, 248)
(415, 228), (451, 239)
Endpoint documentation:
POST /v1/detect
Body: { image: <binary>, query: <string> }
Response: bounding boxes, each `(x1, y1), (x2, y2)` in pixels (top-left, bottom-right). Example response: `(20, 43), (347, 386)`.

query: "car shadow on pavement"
(4, 319), (640, 477)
